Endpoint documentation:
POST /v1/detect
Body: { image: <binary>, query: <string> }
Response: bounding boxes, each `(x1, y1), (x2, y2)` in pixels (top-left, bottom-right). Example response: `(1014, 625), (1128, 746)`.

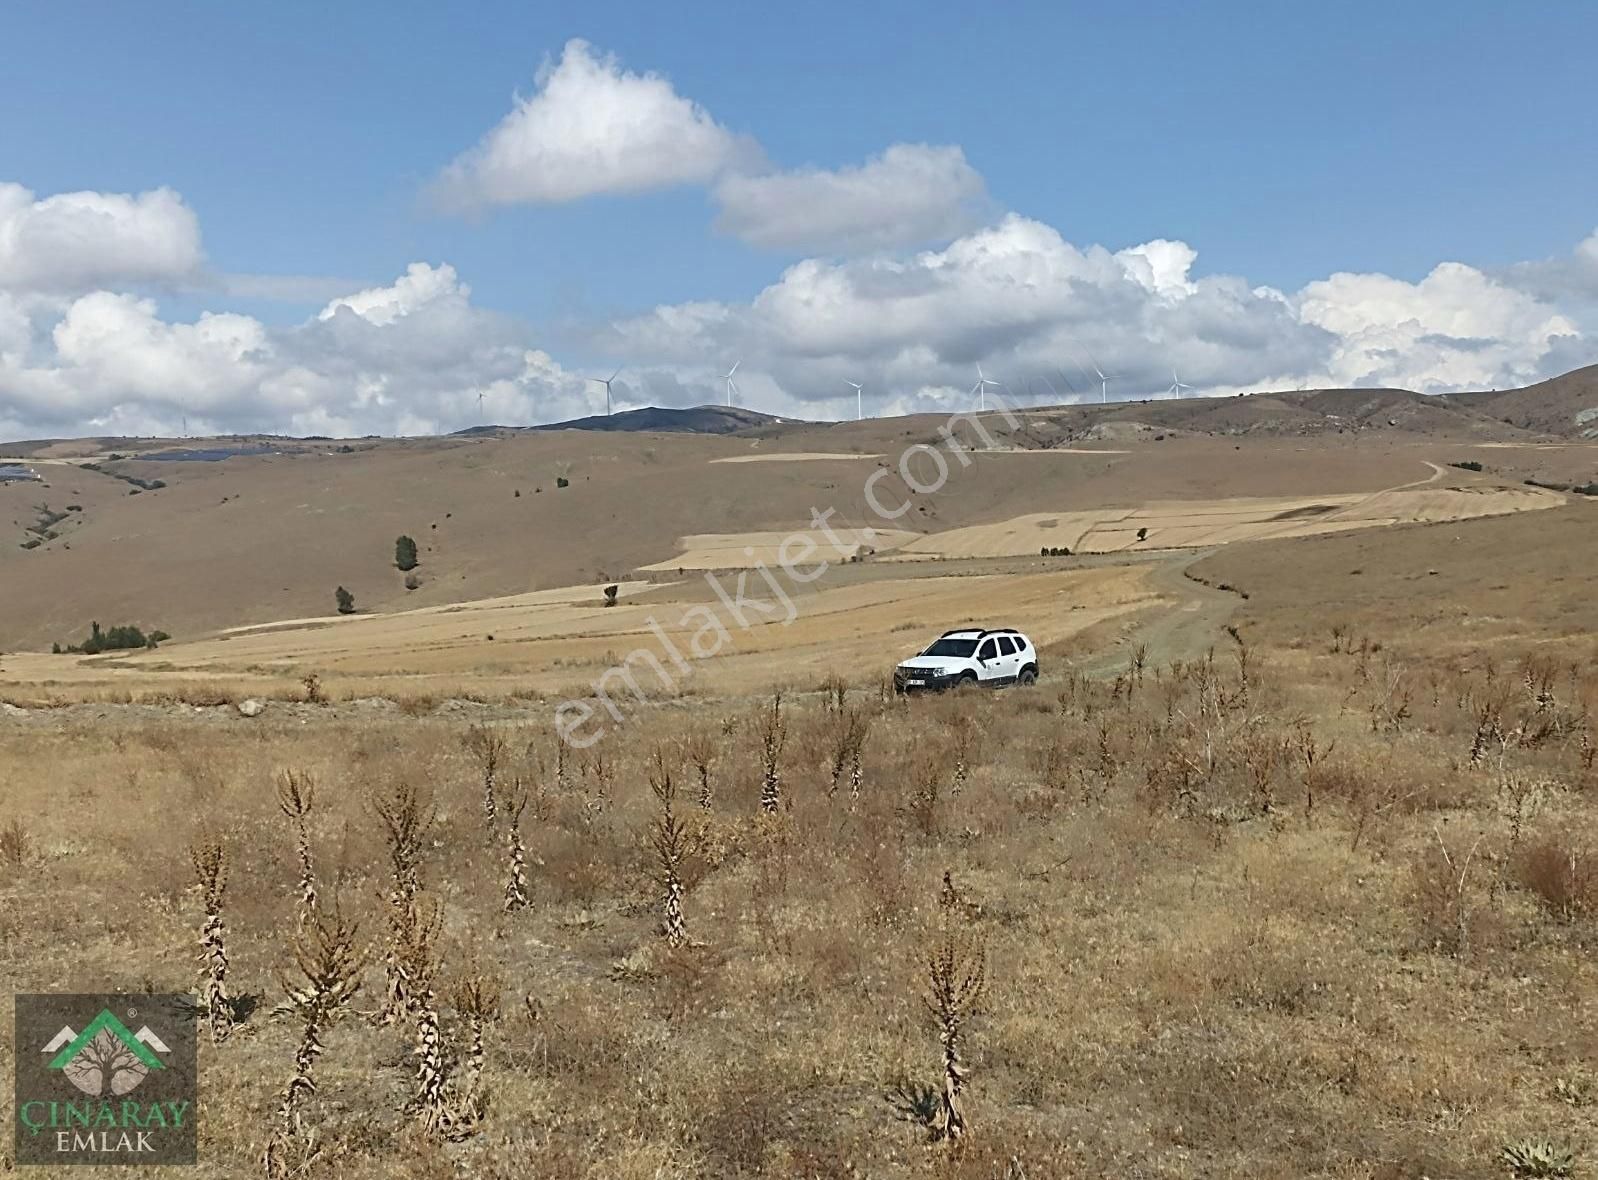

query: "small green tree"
(335, 586), (355, 615)
(394, 536), (419, 572)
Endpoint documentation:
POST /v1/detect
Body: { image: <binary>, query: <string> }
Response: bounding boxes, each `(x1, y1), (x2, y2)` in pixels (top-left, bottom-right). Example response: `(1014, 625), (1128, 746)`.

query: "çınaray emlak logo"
(13, 994), (197, 1165)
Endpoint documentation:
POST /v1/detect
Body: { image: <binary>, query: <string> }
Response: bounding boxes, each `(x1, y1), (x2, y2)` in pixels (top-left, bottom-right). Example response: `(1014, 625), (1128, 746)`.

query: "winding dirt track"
(1067, 552), (1241, 679)
(1066, 462), (1453, 678)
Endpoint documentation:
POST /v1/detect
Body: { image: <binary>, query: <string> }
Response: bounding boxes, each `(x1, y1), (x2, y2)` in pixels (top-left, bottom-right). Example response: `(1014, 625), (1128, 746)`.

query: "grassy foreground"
(3, 614), (1597, 1177)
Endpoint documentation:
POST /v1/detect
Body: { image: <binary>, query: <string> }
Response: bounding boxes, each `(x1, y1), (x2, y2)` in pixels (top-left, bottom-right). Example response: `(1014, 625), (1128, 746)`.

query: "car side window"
(996, 636), (1016, 656)
(977, 638), (998, 661)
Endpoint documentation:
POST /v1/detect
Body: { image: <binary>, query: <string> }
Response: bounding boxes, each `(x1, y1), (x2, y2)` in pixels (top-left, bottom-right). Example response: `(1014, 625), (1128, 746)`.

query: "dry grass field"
(3, 410), (1598, 1178)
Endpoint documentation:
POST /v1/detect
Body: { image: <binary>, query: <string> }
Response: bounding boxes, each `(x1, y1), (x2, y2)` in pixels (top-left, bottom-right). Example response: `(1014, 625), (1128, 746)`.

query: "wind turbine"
(846, 380), (863, 421)
(722, 361), (741, 408)
(971, 364), (1001, 412)
(476, 391), (486, 422)
(1088, 363), (1119, 404)
(586, 366), (623, 416)
(1167, 369), (1193, 397)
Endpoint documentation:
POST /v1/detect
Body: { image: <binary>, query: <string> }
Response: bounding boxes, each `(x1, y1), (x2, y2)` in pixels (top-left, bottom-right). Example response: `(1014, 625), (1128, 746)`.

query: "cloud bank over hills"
(1, 40), (1592, 440)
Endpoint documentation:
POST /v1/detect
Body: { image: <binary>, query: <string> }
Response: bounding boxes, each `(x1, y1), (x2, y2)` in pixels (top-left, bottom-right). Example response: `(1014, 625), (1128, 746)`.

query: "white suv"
(893, 628), (1039, 693)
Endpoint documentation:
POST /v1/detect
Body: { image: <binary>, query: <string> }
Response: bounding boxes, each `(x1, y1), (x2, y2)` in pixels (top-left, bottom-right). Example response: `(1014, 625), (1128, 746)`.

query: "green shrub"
(395, 535), (419, 571)
(336, 586), (356, 615)
(57, 621), (157, 654)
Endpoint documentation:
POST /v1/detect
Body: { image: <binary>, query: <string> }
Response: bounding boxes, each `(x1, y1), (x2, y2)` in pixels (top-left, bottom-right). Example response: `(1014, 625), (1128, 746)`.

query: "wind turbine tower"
(722, 361), (741, 407)
(972, 364), (1001, 412)
(1093, 364), (1112, 404)
(846, 380), (863, 421)
(586, 367), (623, 416)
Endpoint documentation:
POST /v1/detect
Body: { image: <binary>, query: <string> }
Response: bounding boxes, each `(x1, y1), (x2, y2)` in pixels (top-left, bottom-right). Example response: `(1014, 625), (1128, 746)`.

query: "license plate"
(908, 679), (925, 686)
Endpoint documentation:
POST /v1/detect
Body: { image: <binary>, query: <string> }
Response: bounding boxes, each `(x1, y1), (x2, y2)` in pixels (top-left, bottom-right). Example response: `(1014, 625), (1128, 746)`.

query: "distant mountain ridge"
(6, 364), (1596, 451)
(455, 405), (787, 437)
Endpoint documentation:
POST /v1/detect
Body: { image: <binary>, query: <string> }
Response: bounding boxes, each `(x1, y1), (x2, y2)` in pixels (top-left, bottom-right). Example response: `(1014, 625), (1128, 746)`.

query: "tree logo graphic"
(42, 1009), (171, 1096)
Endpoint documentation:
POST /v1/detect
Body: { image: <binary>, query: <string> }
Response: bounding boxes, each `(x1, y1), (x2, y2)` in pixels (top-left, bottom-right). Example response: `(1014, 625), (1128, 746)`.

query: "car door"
(994, 635), (1020, 684)
(1011, 635), (1035, 679)
(975, 636), (1001, 682)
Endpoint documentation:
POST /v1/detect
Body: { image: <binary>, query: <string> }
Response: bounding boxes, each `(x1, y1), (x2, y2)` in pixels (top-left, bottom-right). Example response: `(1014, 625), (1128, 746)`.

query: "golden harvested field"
(708, 452), (883, 464)
(637, 527), (921, 570)
(0, 564), (1157, 705)
(890, 467), (1563, 560)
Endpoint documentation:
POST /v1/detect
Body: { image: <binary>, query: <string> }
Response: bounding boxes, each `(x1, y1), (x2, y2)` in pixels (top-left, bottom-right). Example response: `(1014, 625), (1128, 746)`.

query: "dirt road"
(1066, 551), (1241, 679)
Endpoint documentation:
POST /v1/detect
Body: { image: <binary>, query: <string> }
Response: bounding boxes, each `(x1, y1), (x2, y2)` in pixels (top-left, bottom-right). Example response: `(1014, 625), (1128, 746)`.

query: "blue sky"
(1, 1), (1595, 437)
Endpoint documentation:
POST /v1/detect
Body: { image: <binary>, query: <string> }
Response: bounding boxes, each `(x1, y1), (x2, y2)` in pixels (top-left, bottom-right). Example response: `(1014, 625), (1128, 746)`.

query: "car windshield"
(920, 638), (978, 658)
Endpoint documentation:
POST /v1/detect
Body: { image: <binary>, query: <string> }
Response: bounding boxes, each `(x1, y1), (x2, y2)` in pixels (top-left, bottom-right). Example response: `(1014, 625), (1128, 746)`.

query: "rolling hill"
(1, 364), (1594, 655)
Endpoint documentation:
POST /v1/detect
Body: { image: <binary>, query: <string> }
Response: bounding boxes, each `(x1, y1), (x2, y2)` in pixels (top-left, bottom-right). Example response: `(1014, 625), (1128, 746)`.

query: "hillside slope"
(1, 427), (1445, 651)
(1446, 364), (1598, 437)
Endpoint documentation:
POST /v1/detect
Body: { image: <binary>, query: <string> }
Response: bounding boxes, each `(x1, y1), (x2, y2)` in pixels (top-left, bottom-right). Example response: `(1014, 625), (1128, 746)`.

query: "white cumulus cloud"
(2, 175), (1594, 441)
(0, 262), (601, 439)
(0, 182), (202, 293)
(432, 39), (750, 210)
(319, 261), (470, 326)
(1499, 228), (1598, 306)
(604, 214), (1590, 418)
(713, 144), (988, 254)
(430, 44), (988, 258)
(1301, 262), (1580, 391)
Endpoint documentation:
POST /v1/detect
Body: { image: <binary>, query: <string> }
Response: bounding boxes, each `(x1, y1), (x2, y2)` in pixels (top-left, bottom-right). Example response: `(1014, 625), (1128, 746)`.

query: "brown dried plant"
(681, 725), (719, 810)
(648, 745), (697, 947)
(449, 963), (502, 1123)
(276, 769), (319, 924)
(463, 725), (508, 836)
(1414, 824), (1488, 957)
(757, 691), (788, 815)
(923, 871), (986, 1143)
(190, 835), (233, 1044)
(501, 776), (531, 913)
(829, 705), (872, 800)
(392, 893), (451, 1135)
(370, 779), (436, 1025)
(264, 908), (366, 1179)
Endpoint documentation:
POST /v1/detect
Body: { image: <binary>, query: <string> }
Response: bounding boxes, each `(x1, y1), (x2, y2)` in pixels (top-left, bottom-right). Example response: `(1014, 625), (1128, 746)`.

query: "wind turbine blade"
(610, 366), (623, 382)
(728, 360), (740, 378)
